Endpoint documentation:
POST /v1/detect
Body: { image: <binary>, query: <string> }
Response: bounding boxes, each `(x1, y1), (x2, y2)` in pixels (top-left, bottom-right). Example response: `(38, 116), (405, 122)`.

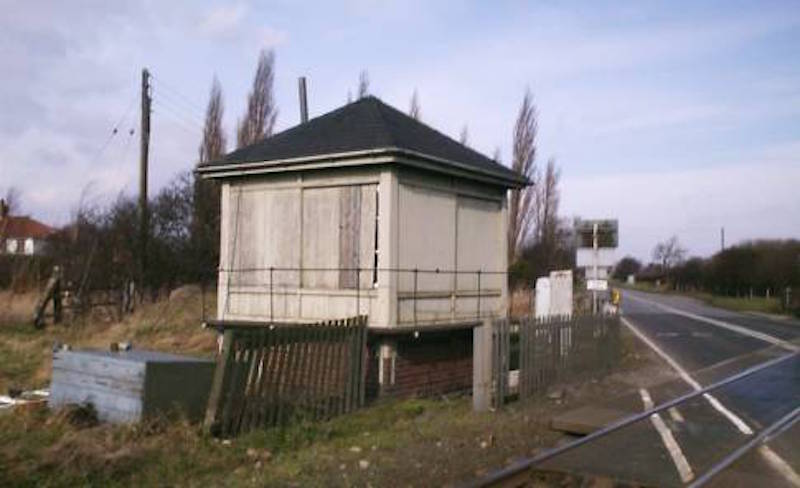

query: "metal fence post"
(413, 268), (418, 326)
(269, 266), (274, 324)
(476, 270), (482, 319)
(356, 267), (361, 318)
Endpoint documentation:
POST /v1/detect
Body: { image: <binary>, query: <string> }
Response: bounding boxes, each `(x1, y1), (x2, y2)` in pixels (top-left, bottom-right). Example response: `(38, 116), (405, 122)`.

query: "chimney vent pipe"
(298, 77), (308, 124)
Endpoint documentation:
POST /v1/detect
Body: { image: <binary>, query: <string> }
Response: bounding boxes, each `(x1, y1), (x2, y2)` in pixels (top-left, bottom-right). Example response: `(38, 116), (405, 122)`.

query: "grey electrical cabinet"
(49, 349), (215, 424)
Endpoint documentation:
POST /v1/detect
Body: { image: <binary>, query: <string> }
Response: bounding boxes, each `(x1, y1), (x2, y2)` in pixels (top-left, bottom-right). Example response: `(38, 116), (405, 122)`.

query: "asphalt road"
(540, 289), (800, 487)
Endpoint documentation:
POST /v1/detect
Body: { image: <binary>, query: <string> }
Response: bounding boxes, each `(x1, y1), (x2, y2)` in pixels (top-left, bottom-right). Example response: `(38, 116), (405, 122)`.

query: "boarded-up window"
(302, 184), (376, 289)
(339, 187), (361, 288)
(228, 187), (301, 287)
(339, 185), (377, 289)
(302, 187), (341, 288)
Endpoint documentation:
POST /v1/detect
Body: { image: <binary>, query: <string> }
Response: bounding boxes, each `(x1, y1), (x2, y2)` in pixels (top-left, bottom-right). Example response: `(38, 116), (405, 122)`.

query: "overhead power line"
(150, 75), (207, 118)
(87, 91), (138, 167)
(151, 98), (205, 135)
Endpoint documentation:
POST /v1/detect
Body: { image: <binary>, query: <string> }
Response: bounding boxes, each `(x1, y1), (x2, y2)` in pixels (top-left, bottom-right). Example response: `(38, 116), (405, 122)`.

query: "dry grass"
(0, 289), (673, 487)
(0, 287), (217, 392)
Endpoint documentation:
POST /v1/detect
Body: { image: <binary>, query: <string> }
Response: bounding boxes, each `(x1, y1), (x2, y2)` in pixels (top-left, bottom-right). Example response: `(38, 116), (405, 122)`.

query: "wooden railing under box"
(204, 316), (368, 437)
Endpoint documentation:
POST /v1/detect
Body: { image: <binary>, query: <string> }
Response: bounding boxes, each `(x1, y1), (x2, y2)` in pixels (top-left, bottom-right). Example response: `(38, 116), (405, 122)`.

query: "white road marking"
(758, 444), (800, 487)
(669, 407), (685, 423)
(620, 315), (753, 435)
(639, 388), (695, 483)
(621, 314), (800, 485)
(626, 293), (798, 352)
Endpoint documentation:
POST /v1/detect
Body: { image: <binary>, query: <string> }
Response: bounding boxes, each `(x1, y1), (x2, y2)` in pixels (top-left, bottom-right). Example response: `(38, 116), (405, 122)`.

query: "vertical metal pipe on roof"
(298, 77), (309, 124)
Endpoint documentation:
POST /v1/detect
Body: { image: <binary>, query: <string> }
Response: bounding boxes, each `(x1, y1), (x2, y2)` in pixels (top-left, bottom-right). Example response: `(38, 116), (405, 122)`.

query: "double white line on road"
(640, 387), (695, 483)
(621, 306), (800, 486)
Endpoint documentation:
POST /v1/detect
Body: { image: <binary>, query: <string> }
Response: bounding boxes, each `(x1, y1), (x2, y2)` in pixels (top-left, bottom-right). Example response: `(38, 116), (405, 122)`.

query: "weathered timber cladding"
(205, 316), (368, 437)
(492, 314), (621, 408)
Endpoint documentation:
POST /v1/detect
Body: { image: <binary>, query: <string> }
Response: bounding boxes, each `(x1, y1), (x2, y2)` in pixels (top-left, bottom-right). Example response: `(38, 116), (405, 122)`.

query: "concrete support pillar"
(378, 340), (397, 396)
(499, 194), (510, 318)
(376, 169), (399, 328)
(473, 318), (493, 412)
(217, 182), (231, 320)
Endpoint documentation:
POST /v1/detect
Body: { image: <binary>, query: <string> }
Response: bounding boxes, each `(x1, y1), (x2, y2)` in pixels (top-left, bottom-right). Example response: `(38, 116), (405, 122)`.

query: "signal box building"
(198, 96), (527, 397)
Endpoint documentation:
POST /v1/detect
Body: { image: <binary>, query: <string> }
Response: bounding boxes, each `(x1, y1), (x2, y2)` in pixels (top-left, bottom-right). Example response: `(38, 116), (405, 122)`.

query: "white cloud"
(198, 3), (248, 38)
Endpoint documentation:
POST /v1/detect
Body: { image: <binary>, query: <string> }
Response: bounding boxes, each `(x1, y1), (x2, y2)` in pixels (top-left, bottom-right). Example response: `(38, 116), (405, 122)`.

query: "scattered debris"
(349, 445), (362, 453)
(358, 459), (370, 470)
(0, 388), (49, 411)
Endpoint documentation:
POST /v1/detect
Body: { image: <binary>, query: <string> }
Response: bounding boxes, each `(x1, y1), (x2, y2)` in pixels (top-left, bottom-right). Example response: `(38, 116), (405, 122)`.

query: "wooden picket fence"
(204, 316), (368, 437)
(492, 314), (620, 408)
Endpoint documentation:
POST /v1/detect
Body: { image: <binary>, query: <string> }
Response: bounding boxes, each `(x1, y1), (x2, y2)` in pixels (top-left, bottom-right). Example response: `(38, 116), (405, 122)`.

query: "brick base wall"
(366, 328), (473, 400)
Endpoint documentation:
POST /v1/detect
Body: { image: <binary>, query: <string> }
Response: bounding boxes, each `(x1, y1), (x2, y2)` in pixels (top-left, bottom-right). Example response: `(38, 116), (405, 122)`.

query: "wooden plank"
(306, 324), (322, 421)
(204, 329), (234, 432)
(321, 320), (336, 419)
(250, 327), (270, 430)
(221, 333), (247, 436)
(357, 316), (367, 408)
(246, 327), (268, 432)
(268, 326), (288, 427)
(298, 324), (313, 417)
(275, 328), (295, 425)
(343, 320), (355, 414)
(334, 319), (348, 416)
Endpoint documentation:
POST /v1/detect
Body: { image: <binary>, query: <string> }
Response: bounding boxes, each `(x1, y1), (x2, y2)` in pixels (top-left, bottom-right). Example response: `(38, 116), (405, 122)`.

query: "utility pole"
(592, 222), (598, 315)
(720, 227), (725, 252)
(139, 68), (151, 290)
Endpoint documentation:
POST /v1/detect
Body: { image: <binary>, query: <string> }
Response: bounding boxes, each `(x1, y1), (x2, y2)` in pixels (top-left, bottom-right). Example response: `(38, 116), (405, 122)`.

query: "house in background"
(198, 96), (527, 397)
(0, 199), (55, 256)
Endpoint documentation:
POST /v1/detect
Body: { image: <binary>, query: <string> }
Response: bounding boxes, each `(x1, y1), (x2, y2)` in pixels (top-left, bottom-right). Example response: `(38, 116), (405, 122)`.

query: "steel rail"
(688, 405), (800, 487)
(465, 351), (798, 488)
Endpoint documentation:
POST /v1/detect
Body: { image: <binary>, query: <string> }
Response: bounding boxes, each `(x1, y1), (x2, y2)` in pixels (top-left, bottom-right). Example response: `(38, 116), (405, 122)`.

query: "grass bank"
(0, 289), (668, 486)
(618, 282), (789, 317)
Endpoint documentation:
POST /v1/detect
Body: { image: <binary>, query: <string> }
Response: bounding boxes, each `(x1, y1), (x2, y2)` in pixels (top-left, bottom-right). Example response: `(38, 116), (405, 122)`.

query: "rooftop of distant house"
(198, 95), (528, 188)
(0, 199), (55, 240)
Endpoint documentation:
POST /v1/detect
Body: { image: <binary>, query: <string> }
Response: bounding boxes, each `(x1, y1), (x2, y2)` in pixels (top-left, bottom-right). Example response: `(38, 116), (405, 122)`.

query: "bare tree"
(537, 158), (561, 245)
(492, 147), (501, 162)
(237, 49), (278, 148)
(193, 77), (227, 283)
(409, 89), (421, 120)
(459, 125), (469, 146)
(357, 70), (370, 99)
(652, 236), (687, 272)
(2, 187), (21, 215)
(199, 77), (226, 163)
(508, 89), (538, 264)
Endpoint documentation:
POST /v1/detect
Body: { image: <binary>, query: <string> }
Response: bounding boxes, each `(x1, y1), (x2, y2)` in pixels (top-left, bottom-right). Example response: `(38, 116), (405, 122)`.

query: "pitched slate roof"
(199, 96), (527, 187)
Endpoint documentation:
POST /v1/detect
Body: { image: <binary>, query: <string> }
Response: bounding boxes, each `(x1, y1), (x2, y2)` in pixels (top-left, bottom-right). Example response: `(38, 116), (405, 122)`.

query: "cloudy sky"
(1, 0), (799, 261)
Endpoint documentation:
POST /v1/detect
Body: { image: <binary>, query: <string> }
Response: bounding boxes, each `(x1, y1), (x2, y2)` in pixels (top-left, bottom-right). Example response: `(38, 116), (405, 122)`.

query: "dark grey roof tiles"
(200, 96), (526, 186)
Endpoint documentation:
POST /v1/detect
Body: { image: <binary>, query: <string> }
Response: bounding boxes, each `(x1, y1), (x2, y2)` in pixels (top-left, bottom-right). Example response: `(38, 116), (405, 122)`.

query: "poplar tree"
(193, 76), (226, 283)
(508, 89), (538, 264)
(237, 49), (278, 148)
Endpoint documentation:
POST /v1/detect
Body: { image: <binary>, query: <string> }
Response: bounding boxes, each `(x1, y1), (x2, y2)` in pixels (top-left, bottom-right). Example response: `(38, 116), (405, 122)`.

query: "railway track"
(468, 351), (799, 488)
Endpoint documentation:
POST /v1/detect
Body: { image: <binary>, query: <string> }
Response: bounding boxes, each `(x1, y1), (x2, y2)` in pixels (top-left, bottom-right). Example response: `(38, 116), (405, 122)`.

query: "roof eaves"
(394, 148), (529, 188)
(198, 145), (528, 188)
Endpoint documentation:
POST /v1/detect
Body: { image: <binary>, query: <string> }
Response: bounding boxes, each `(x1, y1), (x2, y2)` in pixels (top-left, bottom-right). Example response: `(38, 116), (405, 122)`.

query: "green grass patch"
(616, 281), (789, 317)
